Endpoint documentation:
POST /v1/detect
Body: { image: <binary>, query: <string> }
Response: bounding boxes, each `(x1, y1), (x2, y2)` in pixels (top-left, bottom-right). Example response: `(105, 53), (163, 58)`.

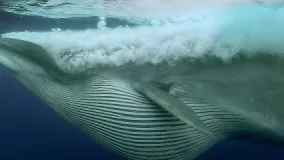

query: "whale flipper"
(150, 80), (174, 92)
(132, 82), (212, 134)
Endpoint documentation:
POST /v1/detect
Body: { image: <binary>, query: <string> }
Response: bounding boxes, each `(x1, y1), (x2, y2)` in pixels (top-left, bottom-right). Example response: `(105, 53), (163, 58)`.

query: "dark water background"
(1, 10), (284, 160)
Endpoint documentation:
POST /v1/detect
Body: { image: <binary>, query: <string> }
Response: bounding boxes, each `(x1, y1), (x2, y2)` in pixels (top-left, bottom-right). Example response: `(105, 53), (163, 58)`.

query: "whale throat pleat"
(67, 77), (256, 160)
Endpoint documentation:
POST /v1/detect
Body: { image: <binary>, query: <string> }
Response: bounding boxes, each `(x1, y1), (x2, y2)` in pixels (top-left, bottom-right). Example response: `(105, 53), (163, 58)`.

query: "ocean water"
(1, 1), (284, 159)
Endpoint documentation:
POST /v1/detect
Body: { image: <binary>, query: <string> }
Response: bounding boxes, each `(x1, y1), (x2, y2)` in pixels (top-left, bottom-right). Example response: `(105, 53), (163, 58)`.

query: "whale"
(1, 37), (284, 160)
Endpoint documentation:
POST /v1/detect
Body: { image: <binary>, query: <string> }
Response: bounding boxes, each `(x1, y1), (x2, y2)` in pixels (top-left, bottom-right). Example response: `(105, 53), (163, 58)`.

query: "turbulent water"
(0, 0), (284, 73)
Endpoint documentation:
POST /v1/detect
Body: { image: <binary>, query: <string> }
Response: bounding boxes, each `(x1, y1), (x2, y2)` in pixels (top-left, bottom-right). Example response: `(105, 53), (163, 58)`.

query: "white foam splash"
(2, 2), (284, 73)
(1, 14), (222, 70)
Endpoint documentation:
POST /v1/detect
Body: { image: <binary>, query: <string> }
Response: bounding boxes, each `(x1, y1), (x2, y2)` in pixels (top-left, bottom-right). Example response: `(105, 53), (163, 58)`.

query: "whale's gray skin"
(1, 37), (284, 160)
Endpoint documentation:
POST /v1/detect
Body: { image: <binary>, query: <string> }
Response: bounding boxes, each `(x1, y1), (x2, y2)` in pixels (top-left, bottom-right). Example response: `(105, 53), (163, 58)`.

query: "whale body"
(1, 37), (284, 160)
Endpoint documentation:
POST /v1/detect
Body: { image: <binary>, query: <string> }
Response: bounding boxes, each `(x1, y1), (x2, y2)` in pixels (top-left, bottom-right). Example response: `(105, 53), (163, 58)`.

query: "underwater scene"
(1, 0), (284, 159)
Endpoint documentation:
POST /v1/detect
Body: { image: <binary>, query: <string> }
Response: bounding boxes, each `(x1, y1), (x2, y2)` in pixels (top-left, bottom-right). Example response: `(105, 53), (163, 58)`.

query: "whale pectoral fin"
(149, 80), (174, 93)
(132, 82), (212, 134)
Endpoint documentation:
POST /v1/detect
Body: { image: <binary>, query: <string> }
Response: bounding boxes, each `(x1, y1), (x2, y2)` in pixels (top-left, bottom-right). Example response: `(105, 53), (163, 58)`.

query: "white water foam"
(2, 2), (284, 73)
